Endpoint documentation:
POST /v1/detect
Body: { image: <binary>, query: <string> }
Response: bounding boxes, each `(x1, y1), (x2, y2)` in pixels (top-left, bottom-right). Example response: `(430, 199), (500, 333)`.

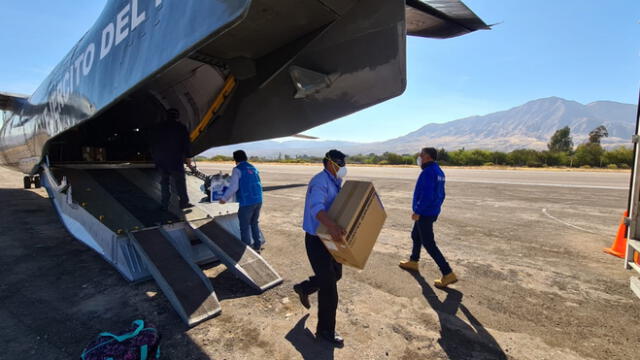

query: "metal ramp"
(44, 164), (282, 324)
(129, 228), (221, 326)
(189, 217), (282, 292)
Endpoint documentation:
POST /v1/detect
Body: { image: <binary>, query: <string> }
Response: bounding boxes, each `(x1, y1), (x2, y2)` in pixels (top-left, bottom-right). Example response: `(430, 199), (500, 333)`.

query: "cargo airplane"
(0, 0), (488, 325)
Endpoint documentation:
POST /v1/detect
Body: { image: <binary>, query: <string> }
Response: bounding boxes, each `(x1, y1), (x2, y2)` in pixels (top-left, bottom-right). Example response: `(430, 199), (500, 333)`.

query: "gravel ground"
(0, 164), (638, 360)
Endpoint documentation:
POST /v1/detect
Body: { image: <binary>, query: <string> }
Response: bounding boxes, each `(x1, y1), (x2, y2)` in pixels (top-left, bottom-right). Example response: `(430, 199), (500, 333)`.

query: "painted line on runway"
(449, 179), (627, 190)
(542, 208), (608, 236)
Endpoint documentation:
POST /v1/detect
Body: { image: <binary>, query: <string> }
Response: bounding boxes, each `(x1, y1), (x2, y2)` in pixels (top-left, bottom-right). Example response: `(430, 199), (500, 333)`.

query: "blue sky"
(1, 0), (638, 142)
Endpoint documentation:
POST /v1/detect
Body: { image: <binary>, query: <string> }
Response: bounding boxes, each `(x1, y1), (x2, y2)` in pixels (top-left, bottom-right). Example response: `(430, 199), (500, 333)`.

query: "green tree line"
(198, 125), (634, 169)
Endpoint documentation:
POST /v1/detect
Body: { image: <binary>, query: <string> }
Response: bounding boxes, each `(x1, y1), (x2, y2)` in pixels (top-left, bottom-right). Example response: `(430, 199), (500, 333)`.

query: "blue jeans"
(238, 203), (263, 249)
(410, 215), (452, 275)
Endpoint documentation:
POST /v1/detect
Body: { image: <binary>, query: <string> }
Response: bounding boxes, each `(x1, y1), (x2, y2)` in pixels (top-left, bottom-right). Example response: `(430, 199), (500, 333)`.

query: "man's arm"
(412, 171), (425, 221)
(182, 125), (193, 168)
(308, 181), (345, 242)
(219, 168), (240, 204)
(317, 210), (346, 242)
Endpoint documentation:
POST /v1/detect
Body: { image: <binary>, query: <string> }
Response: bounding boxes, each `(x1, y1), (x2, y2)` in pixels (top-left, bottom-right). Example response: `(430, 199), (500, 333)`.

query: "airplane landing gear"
(23, 175), (41, 189)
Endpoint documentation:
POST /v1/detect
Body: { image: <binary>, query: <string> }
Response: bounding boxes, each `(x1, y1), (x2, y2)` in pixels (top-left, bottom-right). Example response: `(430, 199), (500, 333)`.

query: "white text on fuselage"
(43, 0), (163, 130)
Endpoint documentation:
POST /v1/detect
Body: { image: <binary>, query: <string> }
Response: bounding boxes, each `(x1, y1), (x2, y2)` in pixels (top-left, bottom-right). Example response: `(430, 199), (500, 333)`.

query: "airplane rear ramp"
(130, 228), (221, 326)
(191, 217), (282, 291)
(40, 163), (282, 326)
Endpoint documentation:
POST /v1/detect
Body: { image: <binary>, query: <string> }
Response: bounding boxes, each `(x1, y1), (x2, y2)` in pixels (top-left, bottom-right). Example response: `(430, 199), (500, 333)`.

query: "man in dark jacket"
(149, 108), (193, 210)
(399, 147), (457, 289)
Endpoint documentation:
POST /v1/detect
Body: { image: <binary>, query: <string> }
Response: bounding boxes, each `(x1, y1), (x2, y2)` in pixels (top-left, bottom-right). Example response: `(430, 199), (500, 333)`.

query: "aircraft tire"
(23, 176), (32, 189)
(33, 176), (41, 188)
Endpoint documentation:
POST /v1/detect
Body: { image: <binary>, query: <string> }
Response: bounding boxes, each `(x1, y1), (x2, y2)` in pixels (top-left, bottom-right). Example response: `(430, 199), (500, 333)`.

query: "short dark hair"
(233, 150), (248, 162)
(323, 149), (346, 167)
(422, 147), (438, 161)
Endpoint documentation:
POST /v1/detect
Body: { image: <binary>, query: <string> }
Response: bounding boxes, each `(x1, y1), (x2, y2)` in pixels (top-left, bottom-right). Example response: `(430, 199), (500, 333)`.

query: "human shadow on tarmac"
(285, 314), (335, 360)
(0, 188), (213, 360)
(409, 272), (507, 360)
(262, 183), (307, 192)
(208, 267), (260, 301)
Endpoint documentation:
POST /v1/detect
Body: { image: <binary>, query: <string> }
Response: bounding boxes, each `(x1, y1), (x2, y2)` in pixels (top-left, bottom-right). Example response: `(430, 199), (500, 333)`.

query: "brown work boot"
(434, 272), (458, 289)
(399, 260), (419, 272)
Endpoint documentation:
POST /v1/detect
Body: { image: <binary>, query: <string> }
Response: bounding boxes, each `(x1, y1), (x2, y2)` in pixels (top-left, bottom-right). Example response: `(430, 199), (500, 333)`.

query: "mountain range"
(201, 97), (637, 157)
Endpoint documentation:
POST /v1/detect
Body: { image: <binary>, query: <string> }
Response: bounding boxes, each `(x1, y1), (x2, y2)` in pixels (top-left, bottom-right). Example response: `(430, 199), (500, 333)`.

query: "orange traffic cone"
(604, 210), (629, 258)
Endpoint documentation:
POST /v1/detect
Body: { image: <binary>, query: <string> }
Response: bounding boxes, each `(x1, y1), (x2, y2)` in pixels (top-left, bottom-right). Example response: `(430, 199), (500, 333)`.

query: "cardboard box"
(94, 147), (107, 162)
(81, 146), (95, 161)
(317, 180), (386, 269)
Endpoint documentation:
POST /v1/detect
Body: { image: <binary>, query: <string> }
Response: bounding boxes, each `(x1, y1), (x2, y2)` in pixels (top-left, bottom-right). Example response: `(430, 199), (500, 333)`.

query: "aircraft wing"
(0, 92), (28, 112)
(405, 0), (490, 38)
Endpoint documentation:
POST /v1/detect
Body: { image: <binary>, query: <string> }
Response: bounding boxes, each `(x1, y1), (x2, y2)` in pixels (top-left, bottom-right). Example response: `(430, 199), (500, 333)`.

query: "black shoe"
(252, 246), (261, 254)
(293, 283), (311, 310)
(316, 330), (344, 348)
(179, 202), (194, 209)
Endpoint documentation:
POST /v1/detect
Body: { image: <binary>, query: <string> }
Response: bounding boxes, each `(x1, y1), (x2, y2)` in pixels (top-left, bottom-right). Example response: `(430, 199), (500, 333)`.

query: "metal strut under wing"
(189, 218), (283, 292)
(129, 228), (221, 326)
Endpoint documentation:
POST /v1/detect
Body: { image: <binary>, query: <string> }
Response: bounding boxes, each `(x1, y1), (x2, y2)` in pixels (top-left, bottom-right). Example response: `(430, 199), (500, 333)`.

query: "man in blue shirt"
(293, 149), (347, 347)
(399, 147), (458, 289)
(220, 150), (263, 252)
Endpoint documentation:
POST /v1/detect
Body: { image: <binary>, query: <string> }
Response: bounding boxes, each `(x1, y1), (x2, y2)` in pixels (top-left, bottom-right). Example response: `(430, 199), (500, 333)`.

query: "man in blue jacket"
(399, 147), (458, 289)
(220, 150), (263, 252)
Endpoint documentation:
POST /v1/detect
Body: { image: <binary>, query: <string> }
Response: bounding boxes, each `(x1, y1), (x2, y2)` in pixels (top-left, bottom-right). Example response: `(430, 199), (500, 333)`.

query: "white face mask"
(416, 156), (423, 167)
(337, 166), (347, 178)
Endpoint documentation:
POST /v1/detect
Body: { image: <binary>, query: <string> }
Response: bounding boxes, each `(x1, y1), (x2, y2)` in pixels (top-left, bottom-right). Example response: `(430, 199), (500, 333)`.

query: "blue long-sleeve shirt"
(303, 169), (342, 235)
(413, 162), (446, 217)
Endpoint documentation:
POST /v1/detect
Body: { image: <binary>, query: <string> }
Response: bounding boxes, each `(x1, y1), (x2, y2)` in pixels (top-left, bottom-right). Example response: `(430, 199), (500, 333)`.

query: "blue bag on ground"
(81, 320), (161, 360)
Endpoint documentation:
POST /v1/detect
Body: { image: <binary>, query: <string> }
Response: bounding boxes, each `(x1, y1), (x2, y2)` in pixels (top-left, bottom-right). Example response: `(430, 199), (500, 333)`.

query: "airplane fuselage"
(0, 0), (488, 175)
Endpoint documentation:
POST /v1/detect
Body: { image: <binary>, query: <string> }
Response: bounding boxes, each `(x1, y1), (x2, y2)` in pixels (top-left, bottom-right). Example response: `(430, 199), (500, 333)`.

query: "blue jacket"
(413, 162), (446, 217)
(236, 162), (262, 206)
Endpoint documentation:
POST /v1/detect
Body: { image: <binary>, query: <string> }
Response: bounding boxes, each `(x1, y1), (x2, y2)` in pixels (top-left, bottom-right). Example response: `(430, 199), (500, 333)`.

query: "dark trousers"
(298, 233), (342, 334)
(237, 203), (262, 249)
(410, 215), (452, 276)
(160, 169), (189, 208)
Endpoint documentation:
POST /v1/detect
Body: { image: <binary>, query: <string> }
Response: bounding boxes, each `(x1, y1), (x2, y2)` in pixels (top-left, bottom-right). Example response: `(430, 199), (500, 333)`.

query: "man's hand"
(219, 199), (227, 205)
(185, 158), (194, 169)
(327, 222), (347, 243)
(317, 210), (346, 243)
(411, 213), (420, 221)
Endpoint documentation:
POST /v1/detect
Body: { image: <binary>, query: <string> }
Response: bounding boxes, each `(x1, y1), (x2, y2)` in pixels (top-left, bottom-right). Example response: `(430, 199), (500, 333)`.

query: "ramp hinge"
(632, 135), (640, 144)
(624, 217), (632, 226)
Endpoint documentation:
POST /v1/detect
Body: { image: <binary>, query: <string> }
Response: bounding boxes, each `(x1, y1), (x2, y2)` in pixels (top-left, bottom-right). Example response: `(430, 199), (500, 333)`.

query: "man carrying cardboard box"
(293, 149), (347, 347)
(399, 147), (458, 289)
